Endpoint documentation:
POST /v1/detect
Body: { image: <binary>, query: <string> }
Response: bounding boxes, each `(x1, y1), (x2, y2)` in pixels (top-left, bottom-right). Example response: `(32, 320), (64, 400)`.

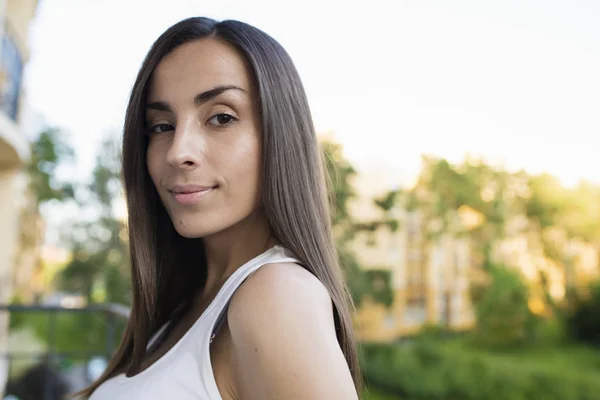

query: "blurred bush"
(9, 308), (127, 358)
(360, 340), (600, 400)
(471, 263), (539, 349)
(566, 279), (600, 347)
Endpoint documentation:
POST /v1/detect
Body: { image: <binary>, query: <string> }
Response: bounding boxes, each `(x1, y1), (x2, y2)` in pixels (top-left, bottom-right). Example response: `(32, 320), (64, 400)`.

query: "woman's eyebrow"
(146, 85), (247, 113)
(194, 85), (246, 106)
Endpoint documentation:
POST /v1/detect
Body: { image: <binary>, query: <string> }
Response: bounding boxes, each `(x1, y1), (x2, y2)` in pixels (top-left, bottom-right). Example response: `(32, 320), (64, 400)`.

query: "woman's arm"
(228, 262), (359, 400)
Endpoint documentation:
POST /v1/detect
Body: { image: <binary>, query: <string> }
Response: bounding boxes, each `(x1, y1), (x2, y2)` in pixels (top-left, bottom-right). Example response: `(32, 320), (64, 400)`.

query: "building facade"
(0, 0), (39, 395)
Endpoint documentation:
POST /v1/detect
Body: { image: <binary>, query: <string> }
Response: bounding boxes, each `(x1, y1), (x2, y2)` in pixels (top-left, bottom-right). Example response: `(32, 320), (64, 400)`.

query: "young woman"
(79, 17), (360, 399)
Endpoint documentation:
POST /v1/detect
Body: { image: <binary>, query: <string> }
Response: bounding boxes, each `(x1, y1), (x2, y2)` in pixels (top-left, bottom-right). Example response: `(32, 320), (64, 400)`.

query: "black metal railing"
(1, 303), (130, 400)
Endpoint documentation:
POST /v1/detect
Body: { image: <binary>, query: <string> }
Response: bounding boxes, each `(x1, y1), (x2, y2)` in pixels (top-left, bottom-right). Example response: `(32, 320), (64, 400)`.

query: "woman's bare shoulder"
(226, 262), (358, 399)
(230, 261), (332, 318)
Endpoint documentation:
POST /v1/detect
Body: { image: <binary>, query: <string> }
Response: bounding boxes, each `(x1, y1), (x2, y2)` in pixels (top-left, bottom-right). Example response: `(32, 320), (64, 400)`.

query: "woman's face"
(146, 38), (262, 239)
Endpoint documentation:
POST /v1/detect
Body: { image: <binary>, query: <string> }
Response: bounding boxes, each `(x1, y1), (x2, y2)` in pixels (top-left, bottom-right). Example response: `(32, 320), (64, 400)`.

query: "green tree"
(12, 128), (77, 302)
(566, 279), (600, 346)
(322, 140), (394, 307)
(322, 140), (367, 305)
(59, 135), (131, 305)
(525, 176), (600, 310)
(13, 134), (130, 358)
(26, 128), (76, 205)
(471, 263), (536, 348)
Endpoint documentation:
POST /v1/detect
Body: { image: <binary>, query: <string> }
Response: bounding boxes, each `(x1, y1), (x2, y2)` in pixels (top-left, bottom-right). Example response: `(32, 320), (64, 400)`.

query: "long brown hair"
(77, 17), (361, 398)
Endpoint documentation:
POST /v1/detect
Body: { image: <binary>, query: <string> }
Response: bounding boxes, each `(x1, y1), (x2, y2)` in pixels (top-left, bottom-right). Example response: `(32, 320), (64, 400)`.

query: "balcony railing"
(1, 303), (130, 400)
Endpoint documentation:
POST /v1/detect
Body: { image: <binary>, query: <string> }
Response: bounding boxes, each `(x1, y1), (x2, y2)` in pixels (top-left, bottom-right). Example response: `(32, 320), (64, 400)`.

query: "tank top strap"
(207, 245), (300, 341)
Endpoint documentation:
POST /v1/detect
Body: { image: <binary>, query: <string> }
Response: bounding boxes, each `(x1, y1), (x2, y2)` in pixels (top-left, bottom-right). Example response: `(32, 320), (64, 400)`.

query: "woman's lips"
(171, 187), (216, 205)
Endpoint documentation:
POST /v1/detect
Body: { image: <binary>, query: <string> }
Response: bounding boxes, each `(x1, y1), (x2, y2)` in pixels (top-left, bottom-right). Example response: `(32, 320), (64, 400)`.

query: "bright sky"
(24, 0), (600, 192)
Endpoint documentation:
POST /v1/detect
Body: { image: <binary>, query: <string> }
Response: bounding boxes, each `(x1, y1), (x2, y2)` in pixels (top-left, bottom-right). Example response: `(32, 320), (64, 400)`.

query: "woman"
(79, 17), (360, 399)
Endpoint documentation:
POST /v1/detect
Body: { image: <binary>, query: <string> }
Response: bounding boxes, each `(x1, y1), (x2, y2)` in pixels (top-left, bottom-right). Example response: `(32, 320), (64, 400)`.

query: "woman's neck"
(200, 210), (277, 297)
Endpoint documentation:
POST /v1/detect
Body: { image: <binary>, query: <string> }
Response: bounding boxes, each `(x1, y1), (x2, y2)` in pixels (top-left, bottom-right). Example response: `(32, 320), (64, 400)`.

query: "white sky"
(24, 0), (600, 191)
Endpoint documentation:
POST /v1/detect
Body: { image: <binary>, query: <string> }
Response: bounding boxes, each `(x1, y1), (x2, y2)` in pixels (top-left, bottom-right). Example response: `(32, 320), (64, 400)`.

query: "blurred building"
(350, 165), (600, 341)
(0, 0), (39, 395)
(350, 168), (475, 342)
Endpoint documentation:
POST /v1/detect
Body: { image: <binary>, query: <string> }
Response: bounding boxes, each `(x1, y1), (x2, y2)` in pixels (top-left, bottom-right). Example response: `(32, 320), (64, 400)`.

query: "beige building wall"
(12, 185), (44, 302)
(0, 170), (22, 297)
(0, 148), (25, 395)
(5, 0), (37, 59)
(0, 0), (38, 395)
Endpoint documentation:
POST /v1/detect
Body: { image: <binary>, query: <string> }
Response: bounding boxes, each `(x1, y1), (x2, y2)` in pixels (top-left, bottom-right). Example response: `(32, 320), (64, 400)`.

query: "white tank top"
(89, 245), (300, 400)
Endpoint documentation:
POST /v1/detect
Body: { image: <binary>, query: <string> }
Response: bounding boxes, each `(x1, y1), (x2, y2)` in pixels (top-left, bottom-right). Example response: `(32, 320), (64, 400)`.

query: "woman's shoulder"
(228, 261), (332, 329)
(224, 261), (357, 398)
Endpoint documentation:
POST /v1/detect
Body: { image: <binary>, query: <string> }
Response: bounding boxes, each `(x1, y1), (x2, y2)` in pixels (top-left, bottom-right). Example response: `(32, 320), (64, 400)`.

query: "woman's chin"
(173, 223), (223, 239)
(174, 227), (208, 239)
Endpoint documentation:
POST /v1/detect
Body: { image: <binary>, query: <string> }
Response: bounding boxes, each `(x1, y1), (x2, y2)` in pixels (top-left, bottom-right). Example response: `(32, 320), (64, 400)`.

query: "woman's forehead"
(149, 38), (254, 99)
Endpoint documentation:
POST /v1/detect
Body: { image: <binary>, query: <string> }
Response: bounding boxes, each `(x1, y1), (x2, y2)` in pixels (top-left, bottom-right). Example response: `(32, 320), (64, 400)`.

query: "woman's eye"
(208, 113), (237, 127)
(149, 123), (174, 134)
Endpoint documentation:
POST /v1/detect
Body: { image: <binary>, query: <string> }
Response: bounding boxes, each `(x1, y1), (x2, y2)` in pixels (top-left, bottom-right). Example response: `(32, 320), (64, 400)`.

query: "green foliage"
(536, 316), (569, 347)
(415, 323), (451, 341)
(369, 191), (404, 235)
(322, 140), (396, 308)
(523, 174), (600, 242)
(322, 140), (357, 230)
(58, 135), (131, 304)
(566, 280), (600, 346)
(422, 158), (483, 212)
(527, 176), (600, 249)
(322, 140), (366, 305)
(374, 190), (401, 212)
(471, 264), (537, 348)
(561, 183), (600, 242)
(360, 341), (600, 400)
(526, 174), (566, 228)
(27, 128), (76, 205)
(18, 128), (76, 294)
(362, 388), (402, 400)
(365, 270), (394, 307)
(386, 219), (400, 233)
(416, 156), (520, 235)
(9, 311), (127, 357)
(338, 245), (369, 306)
(59, 246), (100, 299)
(89, 137), (123, 211)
